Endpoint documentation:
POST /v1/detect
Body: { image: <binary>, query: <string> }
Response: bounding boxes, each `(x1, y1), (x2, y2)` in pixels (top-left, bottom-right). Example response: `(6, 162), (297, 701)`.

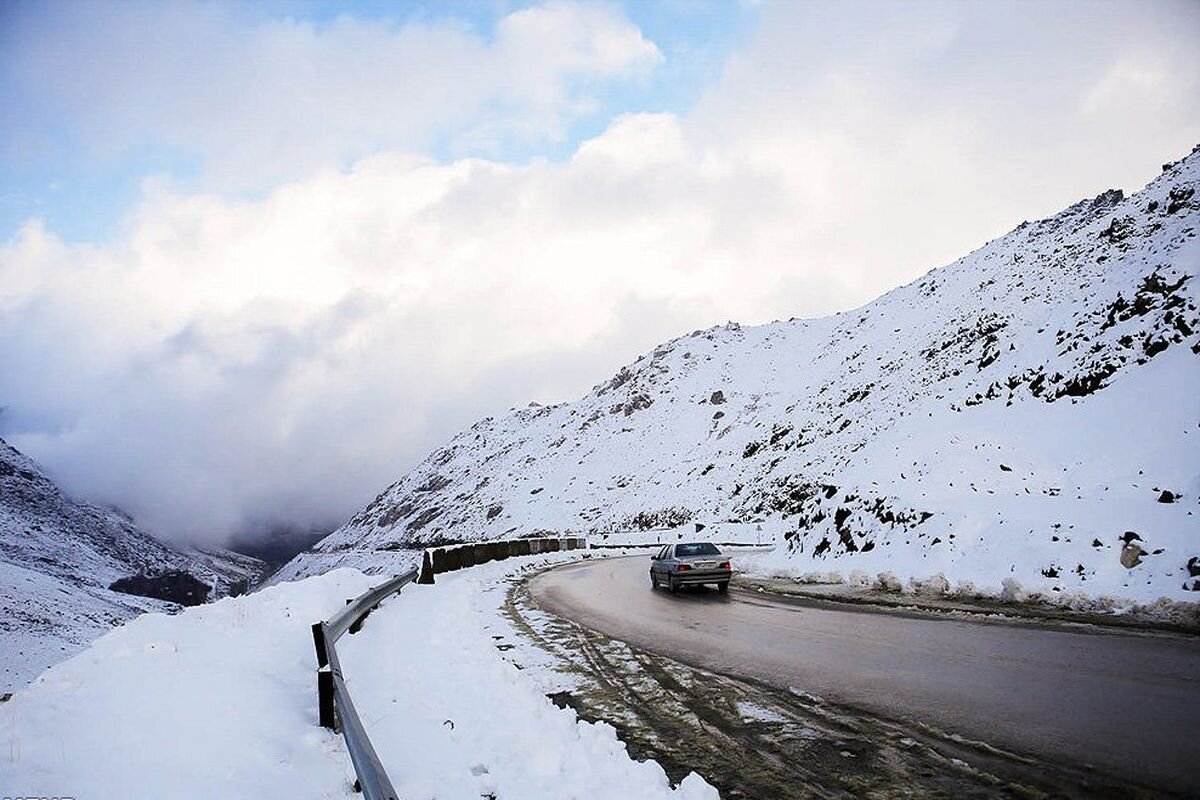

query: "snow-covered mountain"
(1, 437), (264, 692)
(282, 145), (1199, 603)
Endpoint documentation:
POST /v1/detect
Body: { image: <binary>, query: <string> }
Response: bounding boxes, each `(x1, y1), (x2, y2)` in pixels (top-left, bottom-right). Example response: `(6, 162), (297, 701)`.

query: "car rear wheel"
(718, 581), (729, 594)
(668, 575), (678, 593)
(649, 572), (658, 589)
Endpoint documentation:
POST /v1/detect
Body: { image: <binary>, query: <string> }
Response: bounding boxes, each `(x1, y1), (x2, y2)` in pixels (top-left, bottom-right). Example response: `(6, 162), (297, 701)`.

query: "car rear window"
(675, 543), (720, 557)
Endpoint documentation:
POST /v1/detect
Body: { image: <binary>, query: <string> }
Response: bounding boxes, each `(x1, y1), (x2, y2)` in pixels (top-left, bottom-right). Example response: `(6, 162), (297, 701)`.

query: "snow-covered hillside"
(287, 145), (1200, 602)
(1, 437), (263, 691)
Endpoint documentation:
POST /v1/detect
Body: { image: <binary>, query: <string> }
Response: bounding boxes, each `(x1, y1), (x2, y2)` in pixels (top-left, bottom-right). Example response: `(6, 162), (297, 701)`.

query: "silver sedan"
(649, 542), (732, 593)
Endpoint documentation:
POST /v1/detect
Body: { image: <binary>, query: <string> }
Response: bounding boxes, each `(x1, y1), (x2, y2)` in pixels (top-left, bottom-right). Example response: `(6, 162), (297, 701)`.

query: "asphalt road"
(529, 555), (1200, 794)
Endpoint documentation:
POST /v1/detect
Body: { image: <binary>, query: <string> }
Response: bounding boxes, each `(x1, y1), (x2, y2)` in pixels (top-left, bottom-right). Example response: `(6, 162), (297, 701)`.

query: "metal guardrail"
(309, 536), (588, 799)
(311, 569), (417, 800)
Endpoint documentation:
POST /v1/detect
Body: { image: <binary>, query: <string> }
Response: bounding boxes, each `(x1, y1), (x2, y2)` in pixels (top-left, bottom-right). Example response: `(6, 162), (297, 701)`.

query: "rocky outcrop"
(110, 571), (212, 606)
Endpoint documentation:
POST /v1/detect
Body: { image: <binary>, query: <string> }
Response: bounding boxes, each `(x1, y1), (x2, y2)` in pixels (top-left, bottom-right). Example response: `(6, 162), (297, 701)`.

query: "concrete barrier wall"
(418, 536), (586, 583)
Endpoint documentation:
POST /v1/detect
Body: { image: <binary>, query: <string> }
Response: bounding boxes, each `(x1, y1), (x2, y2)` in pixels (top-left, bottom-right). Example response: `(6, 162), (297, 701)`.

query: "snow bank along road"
(2, 557), (719, 800)
(529, 555), (1200, 794)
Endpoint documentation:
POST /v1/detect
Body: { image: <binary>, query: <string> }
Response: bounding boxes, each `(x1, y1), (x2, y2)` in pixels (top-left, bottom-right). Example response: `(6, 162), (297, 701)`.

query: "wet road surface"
(529, 555), (1200, 794)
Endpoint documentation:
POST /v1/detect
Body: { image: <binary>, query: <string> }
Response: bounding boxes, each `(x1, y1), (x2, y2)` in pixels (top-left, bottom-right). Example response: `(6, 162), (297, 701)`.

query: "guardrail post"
(312, 622), (329, 669)
(317, 666), (337, 730)
(349, 607), (370, 634)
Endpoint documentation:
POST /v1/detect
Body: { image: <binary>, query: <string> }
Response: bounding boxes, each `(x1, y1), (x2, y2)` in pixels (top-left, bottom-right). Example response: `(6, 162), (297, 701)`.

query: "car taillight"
(677, 564), (691, 571)
(719, 562), (731, 570)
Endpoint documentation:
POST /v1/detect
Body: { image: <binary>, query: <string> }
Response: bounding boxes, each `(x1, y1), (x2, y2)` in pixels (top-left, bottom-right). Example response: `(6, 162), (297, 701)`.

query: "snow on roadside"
(3, 554), (717, 800)
(731, 547), (1200, 628)
(2, 569), (374, 799)
(337, 552), (718, 800)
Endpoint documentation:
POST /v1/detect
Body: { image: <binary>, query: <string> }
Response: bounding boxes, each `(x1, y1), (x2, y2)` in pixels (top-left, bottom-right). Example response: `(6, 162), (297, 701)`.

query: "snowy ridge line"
(311, 569), (418, 800)
(291, 146), (1200, 604)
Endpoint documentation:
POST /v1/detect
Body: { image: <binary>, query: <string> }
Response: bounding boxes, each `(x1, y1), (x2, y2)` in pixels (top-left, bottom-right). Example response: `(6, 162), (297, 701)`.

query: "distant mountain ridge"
(1, 437), (263, 692)
(280, 146), (1200, 602)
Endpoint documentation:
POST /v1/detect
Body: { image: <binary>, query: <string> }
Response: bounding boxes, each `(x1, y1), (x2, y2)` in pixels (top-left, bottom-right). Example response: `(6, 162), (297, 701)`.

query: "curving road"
(529, 555), (1200, 794)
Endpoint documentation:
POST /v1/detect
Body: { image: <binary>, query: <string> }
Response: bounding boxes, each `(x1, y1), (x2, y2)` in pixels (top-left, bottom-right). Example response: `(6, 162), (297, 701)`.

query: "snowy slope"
(1, 437), (264, 691)
(286, 145), (1200, 602)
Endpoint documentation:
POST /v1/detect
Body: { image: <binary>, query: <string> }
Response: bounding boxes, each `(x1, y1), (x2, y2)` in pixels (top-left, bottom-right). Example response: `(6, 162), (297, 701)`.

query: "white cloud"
(1, 119), (777, 540)
(7, 1), (660, 187)
(2, 0), (1198, 543)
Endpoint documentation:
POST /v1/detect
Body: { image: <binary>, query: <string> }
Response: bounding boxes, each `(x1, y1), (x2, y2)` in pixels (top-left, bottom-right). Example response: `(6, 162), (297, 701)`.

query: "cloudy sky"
(2, 0), (1198, 545)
